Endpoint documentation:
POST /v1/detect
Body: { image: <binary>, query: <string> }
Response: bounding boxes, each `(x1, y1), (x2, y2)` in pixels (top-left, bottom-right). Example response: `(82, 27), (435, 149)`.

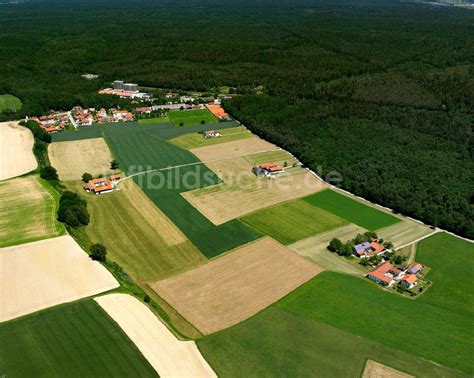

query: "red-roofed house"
(407, 263), (424, 275)
(204, 130), (222, 139)
(400, 274), (418, 289)
(367, 261), (404, 287)
(83, 178), (113, 194)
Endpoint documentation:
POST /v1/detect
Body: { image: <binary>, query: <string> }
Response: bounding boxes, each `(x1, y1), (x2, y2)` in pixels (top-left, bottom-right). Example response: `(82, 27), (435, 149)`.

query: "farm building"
(206, 104), (231, 120)
(203, 130), (222, 139)
(84, 178), (113, 194)
(367, 261), (404, 287)
(353, 240), (386, 258)
(110, 174), (121, 182)
(400, 274), (418, 289)
(406, 263), (424, 275)
(254, 162), (285, 177)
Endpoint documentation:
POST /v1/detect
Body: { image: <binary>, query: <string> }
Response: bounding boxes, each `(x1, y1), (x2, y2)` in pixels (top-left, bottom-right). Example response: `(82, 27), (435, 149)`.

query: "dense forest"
(0, 0), (472, 237)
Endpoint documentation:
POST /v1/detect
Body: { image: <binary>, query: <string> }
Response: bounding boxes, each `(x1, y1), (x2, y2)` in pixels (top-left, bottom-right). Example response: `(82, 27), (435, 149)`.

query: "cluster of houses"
(135, 103), (205, 115)
(72, 106), (134, 126)
(83, 174), (121, 195)
(367, 261), (424, 289)
(253, 162), (286, 177)
(27, 113), (72, 133)
(98, 81), (152, 100)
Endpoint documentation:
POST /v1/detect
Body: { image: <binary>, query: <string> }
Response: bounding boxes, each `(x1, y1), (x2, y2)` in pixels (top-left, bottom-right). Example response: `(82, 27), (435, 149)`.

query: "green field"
(241, 200), (348, 245)
(68, 181), (206, 283)
(0, 300), (156, 377)
(0, 94), (22, 112)
(138, 116), (170, 124)
(105, 131), (260, 258)
(0, 176), (65, 247)
(198, 276), (467, 377)
(417, 233), (474, 317)
(169, 126), (254, 150)
(168, 108), (217, 126)
(304, 189), (400, 231)
(277, 272), (473, 374)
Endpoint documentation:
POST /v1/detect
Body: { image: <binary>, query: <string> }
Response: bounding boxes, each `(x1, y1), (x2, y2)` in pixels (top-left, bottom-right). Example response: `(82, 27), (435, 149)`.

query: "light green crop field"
(417, 232), (474, 317)
(0, 176), (64, 247)
(169, 126), (254, 149)
(0, 300), (156, 377)
(277, 272), (473, 374)
(304, 189), (400, 231)
(198, 275), (467, 377)
(240, 199), (348, 245)
(67, 180), (206, 283)
(0, 94), (22, 112)
(168, 108), (217, 126)
(138, 116), (170, 124)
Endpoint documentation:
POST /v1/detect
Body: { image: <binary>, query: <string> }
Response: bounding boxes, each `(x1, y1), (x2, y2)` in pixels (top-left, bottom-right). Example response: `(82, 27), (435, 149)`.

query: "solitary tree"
(82, 172), (93, 182)
(90, 244), (107, 262)
(179, 122), (184, 127)
(110, 160), (120, 170)
(200, 119), (205, 124)
(328, 238), (342, 252)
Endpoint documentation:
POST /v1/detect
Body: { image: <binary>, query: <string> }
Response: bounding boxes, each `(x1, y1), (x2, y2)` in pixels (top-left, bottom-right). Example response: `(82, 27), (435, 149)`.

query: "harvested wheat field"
(95, 294), (216, 377)
(190, 137), (278, 162)
(0, 122), (37, 180)
(152, 237), (322, 334)
(48, 138), (114, 181)
(183, 157), (326, 224)
(0, 235), (118, 322)
(377, 219), (434, 249)
(0, 176), (64, 247)
(363, 360), (413, 378)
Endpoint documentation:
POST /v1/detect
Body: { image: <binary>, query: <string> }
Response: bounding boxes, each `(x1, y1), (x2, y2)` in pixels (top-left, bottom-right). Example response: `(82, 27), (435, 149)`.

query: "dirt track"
(152, 237), (322, 334)
(0, 235), (118, 322)
(363, 360), (413, 378)
(95, 294), (216, 377)
(0, 122), (37, 180)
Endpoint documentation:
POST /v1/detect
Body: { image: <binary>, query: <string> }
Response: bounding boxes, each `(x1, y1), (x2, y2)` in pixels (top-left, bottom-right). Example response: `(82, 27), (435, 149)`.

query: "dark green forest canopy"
(0, 0), (472, 237)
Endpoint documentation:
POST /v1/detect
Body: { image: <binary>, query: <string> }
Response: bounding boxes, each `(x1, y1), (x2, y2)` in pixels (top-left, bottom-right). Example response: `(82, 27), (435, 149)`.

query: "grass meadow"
(240, 199), (348, 245)
(168, 108), (217, 126)
(277, 272), (473, 374)
(304, 189), (400, 231)
(170, 126), (253, 149)
(105, 131), (260, 258)
(198, 278), (467, 377)
(0, 176), (64, 247)
(138, 116), (170, 124)
(0, 94), (22, 112)
(0, 300), (156, 377)
(417, 232), (474, 317)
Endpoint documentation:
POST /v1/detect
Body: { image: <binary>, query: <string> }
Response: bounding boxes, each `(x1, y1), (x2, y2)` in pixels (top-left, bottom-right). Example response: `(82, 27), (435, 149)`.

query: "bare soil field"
(377, 219), (434, 249)
(363, 360), (413, 378)
(182, 157), (326, 225)
(95, 294), (216, 377)
(152, 237), (322, 334)
(190, 137), (278, 162)
(0, 176), (63, 247)
(0, 235), (118, 322)
(48, 138), (114, 181)
(289, 224), (368, 275)
(0, 122), (37, 180)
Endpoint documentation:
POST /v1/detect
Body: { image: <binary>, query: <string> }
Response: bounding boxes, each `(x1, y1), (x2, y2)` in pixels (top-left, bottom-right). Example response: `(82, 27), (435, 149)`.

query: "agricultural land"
(95, 294), (216, 377)
(0, 121), (37, 180)
(48, 138), (114, 181)
(198, 271), (473, 376)
(0, 235), (118, 322)
(182, 152), (326, 225)
(152, 237), (322, 334)
(0, 300), (156, 377)
(363, 360), (413, 378)
(0, 175), (64, 247)
(67, 179), (206, 282)
(0, 94), (22, 112)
